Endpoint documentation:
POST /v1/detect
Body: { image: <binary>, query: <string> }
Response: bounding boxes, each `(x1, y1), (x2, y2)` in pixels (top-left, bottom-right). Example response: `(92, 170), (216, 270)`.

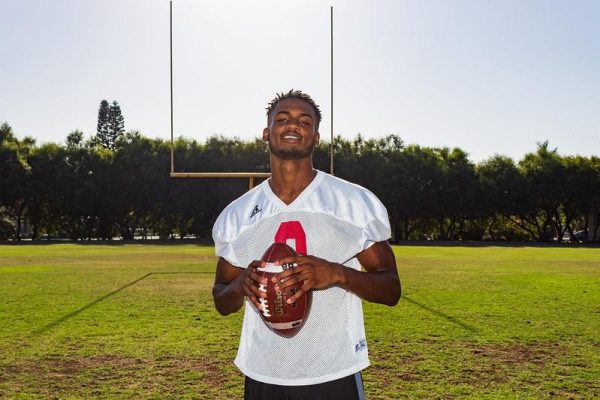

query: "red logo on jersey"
(274, 221), (307, 255)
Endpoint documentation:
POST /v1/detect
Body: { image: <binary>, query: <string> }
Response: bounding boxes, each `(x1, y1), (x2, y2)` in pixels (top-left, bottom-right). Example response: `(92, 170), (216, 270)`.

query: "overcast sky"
(1, 0), (599, 162)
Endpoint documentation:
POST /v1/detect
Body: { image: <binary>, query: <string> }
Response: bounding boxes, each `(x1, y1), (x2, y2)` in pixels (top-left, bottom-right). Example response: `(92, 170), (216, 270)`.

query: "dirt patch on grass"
(467, 341), (567, 367)
(453, 341), (570, 387)
(367, 341), (573, 390)
(366, 345), (428, 387)
(1, 354), (230, 397)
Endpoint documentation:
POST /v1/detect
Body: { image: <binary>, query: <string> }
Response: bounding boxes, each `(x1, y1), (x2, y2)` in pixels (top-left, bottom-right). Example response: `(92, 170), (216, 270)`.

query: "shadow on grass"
(33, 273), (481, 336)
(402, 295), (481, 334)
(32, 271), (213, 336)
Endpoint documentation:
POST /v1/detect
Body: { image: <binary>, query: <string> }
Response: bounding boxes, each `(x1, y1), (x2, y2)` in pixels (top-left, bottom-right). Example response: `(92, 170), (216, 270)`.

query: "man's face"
(263, 98), (320, 160)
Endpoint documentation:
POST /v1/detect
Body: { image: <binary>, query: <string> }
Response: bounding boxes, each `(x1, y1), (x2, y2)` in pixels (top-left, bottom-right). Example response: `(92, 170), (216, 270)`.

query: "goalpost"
(168, 2), (335, 189)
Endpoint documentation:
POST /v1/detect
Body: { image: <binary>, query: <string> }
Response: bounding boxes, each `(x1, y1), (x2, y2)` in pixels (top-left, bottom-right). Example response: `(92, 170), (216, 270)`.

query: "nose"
(284, 117), (301, 129)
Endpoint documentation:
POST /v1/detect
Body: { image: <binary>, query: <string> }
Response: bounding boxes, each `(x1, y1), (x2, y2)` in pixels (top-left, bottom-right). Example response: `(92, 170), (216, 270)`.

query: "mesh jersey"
(212, 171), (391, 386)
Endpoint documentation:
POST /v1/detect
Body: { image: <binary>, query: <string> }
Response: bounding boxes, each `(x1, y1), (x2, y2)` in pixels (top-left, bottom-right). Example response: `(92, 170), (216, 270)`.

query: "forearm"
(212, 280), (245, 316)
(336, 264), (401, 306)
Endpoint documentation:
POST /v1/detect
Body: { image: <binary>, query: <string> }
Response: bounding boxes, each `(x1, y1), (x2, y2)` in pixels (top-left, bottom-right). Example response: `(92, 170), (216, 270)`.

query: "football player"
(212, 90), (401, 400)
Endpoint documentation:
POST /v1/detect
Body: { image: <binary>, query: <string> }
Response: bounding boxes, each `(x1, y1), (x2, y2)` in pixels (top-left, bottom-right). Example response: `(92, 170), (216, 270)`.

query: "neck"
(268, 156), (317, 205)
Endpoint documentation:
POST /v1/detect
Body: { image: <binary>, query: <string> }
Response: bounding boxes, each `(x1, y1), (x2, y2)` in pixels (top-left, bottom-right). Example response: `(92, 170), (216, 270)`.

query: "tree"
(427, 147), (479, 240)
(515, 141), (566, 242)
(477, 155), (527, 240)
(0, 123), (32, 240)
(96, 100), (110, 147)
(67, 130), (85, 148)
(108, 101), (125, 145)
(561, 156), (600, 241)
(26, 143), (65, 239)
(96, 100), (125, 150)
(6, 122), (600, 243)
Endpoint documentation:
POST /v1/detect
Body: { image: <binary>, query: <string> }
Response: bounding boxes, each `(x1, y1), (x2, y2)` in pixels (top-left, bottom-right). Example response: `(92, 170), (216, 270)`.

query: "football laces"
(258, 283), (271, 317)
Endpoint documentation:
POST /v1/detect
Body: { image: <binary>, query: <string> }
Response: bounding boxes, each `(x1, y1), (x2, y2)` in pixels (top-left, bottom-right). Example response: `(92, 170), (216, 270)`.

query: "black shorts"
(244, 372), (365, 400)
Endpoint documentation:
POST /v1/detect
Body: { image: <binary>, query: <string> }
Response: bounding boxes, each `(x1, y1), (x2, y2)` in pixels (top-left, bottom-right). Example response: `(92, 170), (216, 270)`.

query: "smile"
(282, 133), (301, 141)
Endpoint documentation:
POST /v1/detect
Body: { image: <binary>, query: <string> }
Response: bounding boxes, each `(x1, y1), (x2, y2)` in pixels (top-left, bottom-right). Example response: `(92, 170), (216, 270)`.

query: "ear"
(262, 127), (270, 142)
(314, 131), (320, 146)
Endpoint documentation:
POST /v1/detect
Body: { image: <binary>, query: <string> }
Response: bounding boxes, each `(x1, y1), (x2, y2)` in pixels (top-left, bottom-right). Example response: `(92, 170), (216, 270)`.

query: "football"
(256, 242), (312, 338)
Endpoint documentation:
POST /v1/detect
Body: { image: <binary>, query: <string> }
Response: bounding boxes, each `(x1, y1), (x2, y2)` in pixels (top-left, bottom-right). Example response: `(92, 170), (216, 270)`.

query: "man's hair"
(266, 89), (322, 127)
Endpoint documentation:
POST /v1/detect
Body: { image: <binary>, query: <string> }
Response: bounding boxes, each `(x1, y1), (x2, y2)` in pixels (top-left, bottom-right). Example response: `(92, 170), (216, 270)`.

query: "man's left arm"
(275, 241), (401, 306)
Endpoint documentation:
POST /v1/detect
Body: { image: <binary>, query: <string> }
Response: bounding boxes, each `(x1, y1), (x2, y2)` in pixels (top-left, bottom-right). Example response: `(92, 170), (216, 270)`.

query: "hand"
(273, 255), (344, 305)
(236, 260), (268, 310)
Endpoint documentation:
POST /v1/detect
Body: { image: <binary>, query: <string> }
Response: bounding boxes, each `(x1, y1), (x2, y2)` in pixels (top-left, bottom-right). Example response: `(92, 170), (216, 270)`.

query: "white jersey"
(212, 170), (391, 386)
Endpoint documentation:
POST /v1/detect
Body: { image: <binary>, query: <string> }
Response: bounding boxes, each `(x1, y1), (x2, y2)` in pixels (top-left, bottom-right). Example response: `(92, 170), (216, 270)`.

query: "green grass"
(0, 243), (598, 399)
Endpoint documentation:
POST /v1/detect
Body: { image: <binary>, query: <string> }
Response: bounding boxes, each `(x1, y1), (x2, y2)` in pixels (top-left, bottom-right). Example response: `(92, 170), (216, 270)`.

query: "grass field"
(0, 243), (599, 399)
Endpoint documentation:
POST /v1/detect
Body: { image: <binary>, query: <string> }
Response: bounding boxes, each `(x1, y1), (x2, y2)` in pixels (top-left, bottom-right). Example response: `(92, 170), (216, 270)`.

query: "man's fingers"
(272, 263), (308, 283)
(248, 284), (265, 298)
(249, 271), (267, 285)
(248, 296), (262, 310)
(277, 272), (308, 290)
(244, 275), (266, 296)
(281, 278), (315, 300)
(240, 261), (268, 307)
(275, 256), (305, 267)
(242, 285), (264, 310)
(241, 284), (256, 299)
(286, 282), (313, 304)
(248, 260), (266, 269)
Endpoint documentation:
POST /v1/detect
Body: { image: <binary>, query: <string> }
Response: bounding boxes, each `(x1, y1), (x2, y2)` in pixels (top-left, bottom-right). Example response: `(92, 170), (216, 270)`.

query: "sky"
(1, 0), (599, 163)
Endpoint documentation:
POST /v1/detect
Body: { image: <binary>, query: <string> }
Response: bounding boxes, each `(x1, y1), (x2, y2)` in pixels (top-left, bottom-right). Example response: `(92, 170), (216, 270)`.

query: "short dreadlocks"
(266, 89), (322, 128)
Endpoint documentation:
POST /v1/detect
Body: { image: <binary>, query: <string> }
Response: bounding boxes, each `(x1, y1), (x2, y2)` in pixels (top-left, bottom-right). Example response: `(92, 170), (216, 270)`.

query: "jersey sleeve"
(360, 191), (392, 250)
(212, 210), (243, 268)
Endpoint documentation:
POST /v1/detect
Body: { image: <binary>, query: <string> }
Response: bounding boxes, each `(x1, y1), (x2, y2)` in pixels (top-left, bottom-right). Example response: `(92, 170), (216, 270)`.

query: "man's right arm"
(212, 257), (266, 316)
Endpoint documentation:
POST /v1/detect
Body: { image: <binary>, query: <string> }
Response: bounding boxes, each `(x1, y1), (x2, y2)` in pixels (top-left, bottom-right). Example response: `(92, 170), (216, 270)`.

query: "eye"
(276, 118), (288, 124)
(300, 120), (311, 127)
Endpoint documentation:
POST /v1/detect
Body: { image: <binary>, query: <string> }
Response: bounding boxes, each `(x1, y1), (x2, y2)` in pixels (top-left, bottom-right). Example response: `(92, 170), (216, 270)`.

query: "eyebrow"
(274, 111), (313, 119)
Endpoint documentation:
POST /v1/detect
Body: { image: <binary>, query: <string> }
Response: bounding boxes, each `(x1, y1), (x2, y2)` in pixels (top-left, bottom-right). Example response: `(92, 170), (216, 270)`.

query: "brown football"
(256, 242), (312, 338)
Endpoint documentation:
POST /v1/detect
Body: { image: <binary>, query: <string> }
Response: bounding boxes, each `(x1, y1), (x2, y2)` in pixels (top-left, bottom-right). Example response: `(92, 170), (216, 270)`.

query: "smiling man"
(212, 89), (401, 400)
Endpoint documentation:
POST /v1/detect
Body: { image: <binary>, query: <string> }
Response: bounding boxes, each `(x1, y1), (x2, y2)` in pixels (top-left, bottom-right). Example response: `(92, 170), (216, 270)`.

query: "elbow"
(212, 288), (231, 316)
(213, 300), (235, 316)
(212, 294), (236, 316)
(213, 301), (228, 316)
(217, 308), (232, 316)
(386, 281), (401, 306)
(386, 293), (400, 307)
(212, 287), (242, 316)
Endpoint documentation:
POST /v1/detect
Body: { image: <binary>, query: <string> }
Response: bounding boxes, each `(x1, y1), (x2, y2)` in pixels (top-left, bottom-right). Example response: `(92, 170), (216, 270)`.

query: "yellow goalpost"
(168, 2), (334, 189)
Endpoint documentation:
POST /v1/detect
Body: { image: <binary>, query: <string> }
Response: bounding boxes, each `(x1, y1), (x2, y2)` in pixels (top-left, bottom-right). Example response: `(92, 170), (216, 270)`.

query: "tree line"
(1, 122), (599, 242)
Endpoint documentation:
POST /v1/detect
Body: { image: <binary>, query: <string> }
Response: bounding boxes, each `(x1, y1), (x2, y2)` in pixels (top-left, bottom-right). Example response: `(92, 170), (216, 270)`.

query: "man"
(212, 89), (400, 400)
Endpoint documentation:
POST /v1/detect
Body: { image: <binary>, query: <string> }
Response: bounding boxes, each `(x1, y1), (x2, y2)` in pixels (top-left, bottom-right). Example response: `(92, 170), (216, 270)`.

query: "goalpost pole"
(330, 6), (334, 176)
(170, 0), (174, 175)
